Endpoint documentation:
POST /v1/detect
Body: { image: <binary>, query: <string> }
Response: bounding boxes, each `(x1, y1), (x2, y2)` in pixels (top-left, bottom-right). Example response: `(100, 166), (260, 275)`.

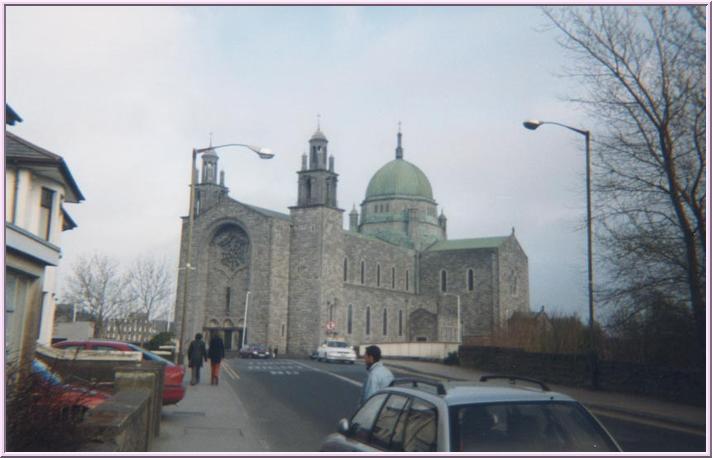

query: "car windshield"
(251, 345), (267, 351)
(450, 401), (618, 452)
(327, 341), (348, 348)
(128, 344), (173, 365)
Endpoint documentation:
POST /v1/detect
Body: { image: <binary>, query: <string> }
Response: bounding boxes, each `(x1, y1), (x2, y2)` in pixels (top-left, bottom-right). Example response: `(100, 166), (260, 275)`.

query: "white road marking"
(292, 360), (363, 388)
(224, 364), (240, 380)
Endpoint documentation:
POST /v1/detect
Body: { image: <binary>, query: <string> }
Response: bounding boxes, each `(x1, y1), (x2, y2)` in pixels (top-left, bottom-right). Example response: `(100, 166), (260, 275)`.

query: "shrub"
(443, 351), (460, 366)
(5, 359), (94, 451)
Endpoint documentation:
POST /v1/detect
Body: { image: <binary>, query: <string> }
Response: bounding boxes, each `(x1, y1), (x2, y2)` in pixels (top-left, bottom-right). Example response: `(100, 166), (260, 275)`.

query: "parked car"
(316, 339), (356, 364)
(239, 344), (273, 359)
(320, 376), (622, 452)
(30, 359), (109, 420)
(53, 339), (185, 405)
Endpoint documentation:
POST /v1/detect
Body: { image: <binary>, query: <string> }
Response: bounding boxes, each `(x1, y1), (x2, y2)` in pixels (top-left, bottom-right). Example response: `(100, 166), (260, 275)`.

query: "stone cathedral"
(174, 126), (530, 356)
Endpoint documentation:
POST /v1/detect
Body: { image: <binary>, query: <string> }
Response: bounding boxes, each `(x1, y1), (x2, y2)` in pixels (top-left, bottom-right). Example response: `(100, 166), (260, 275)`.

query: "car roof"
(383, 384), (576, 407)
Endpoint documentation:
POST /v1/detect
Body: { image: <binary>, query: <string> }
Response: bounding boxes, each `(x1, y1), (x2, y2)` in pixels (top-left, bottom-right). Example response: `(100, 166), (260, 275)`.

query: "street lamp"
(177, 142), (274, 366)
(523, 119), (597, 388)
(442, 292), (462, 344)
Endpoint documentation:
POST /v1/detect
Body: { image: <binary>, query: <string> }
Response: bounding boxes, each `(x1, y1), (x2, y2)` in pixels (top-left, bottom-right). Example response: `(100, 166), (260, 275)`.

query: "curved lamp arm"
(196, 143), (275, 159)
(523, 119), (589, 137)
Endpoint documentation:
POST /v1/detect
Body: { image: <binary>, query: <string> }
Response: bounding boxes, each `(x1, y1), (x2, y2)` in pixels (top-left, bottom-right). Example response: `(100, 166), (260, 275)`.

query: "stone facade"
(174, 127), (530, 356)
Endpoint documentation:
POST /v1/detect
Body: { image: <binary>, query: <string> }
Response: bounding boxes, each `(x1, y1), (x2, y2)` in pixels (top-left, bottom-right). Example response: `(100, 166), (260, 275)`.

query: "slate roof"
(426, 236), (509, 252)
(5, 131), (85, 202)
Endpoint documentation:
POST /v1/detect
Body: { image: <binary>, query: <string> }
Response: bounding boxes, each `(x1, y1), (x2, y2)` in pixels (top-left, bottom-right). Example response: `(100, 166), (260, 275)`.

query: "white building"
(5, 118), (84, 372)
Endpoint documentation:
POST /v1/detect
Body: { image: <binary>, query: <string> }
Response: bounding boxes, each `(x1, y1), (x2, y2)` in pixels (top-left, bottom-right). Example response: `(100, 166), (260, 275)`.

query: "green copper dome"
(365, 158), (434, 201)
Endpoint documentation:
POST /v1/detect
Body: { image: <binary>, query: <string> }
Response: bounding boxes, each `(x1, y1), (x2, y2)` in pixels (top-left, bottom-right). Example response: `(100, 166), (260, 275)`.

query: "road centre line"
(291, 360), (363, 388)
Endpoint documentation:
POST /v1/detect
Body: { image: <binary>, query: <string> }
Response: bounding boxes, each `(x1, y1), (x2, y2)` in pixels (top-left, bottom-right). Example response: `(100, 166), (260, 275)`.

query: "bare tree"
(63, 253), (131, 337)
(126, 255), (174, 321)
(543, 6), (706, 360)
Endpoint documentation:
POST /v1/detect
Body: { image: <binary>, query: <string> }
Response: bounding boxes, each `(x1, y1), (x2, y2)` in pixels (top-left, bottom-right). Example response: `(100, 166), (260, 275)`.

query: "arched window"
(440, 270), (447, 293)
(361, 261), (365, 284)
(377, 264), (381, 287)
(366, 306), (371, 335)
(467, 269), (474, 292)
(392, 267), (396, 288)
(347, 304), (353, 334)
(383, 308), (388, 335)
(398, 310), (403, 337)
(343, 257), (349, 282)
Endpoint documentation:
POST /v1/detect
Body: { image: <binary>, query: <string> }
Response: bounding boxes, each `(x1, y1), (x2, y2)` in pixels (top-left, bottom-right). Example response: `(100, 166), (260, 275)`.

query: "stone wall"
(496, 235), (530, 326)
(420, 248), (497, 339)
(266, 217), (291, 353)
(176, 198), (290, 354)
(81, 390), (152, 452)
(459, 346), (705, 405)
(287, 206), (345, 355)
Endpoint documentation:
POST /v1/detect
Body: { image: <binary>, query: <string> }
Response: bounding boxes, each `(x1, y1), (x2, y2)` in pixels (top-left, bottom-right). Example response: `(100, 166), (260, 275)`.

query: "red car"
(53, 340), (185, 405)
(30, 359), (109, 419)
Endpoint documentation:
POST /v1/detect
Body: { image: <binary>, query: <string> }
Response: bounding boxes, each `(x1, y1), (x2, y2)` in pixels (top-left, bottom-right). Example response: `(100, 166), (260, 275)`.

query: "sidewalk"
(386, 358), (707, 434)
(149, 368), (269, 452)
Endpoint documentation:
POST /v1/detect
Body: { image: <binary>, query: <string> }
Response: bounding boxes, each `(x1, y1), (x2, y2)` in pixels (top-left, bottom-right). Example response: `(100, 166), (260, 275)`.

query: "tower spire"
(395, 121), (404, 159)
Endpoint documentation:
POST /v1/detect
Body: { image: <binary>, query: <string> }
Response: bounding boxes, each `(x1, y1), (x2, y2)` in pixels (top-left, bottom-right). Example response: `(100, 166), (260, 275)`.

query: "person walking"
(360, 345), (394, 406)
(208, 333), (225, 385)
(187, 333), (207, 385)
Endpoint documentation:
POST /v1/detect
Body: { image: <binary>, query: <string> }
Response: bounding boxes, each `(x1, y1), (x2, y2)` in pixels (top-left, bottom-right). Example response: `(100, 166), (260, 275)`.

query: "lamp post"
(443, 292), (462, 344)
(523, 119), (597, 388)
(177, 142), (274, 366)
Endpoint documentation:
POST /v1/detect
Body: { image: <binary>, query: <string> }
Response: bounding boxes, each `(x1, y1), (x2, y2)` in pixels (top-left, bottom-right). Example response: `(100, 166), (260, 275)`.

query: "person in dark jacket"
(208, 333), (226, 385)
(187, 333), (207, 385)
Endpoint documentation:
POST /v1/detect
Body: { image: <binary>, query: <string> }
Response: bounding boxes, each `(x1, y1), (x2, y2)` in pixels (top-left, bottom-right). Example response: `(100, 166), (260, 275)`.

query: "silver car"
(321, 376), (622, 452)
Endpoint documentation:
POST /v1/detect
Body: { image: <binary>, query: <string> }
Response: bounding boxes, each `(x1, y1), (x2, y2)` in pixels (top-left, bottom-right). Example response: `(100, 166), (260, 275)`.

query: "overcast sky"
(6, 5), (600, 320)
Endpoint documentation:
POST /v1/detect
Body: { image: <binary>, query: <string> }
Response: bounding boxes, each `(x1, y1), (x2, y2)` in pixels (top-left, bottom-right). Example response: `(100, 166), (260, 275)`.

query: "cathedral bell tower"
(296, 123), (338, 208)
(195, 141), (229, 216)
(288, 121), (345, 356)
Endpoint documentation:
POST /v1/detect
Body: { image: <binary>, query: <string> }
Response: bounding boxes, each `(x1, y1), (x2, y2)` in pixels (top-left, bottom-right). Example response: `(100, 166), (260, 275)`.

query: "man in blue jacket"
(360, 345), (394, 406)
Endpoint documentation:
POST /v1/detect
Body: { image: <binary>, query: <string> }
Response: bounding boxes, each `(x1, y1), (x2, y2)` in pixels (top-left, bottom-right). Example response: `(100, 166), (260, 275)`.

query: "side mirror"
(337, 418), (350, 435)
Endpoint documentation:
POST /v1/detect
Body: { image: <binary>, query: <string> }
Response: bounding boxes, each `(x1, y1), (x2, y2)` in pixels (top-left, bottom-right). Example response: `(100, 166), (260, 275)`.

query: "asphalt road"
(225, 358), (706, 452)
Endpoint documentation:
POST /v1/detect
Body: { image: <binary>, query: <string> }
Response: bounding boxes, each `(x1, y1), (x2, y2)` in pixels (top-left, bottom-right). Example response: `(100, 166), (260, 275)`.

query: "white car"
(317, 340), (357, 364)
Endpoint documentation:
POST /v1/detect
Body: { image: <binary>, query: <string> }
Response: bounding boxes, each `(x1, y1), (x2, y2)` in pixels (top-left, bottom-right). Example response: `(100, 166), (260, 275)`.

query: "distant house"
(104, 312), (161, 345)
(5, 110), (84, 375)
(52, 303), (95, 341)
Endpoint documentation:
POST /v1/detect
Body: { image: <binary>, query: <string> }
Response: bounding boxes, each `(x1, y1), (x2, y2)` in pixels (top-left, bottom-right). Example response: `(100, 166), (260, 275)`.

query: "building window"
(440, 270), (447, 293)
(405, 270), (410, 291)
(361, 261), (365, 284)
(39, 187), (54, 240)
(467, 269), (474, 292)
(226, 287), (231, 312)
(343, 258), (348, 282)
(392, 267), (396, 289)
(398, 310), (403, 337)
(347, 304), (353, 335)
(377, 264), (381, 287)
(281, 323), (285, 337)
(383, 308), (388, 336)
(366, 306), (371, 335)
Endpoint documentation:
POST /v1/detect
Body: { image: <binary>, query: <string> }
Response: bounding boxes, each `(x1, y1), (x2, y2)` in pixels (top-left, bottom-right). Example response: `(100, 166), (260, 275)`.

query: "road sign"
(326, 321), (336, 331)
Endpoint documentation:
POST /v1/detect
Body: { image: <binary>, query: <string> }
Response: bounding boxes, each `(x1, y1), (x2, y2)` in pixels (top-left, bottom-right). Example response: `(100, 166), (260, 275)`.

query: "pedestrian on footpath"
(208, 333), (225, 385)
(360, 345), (394, 406)
(187, 333), (207, 385)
